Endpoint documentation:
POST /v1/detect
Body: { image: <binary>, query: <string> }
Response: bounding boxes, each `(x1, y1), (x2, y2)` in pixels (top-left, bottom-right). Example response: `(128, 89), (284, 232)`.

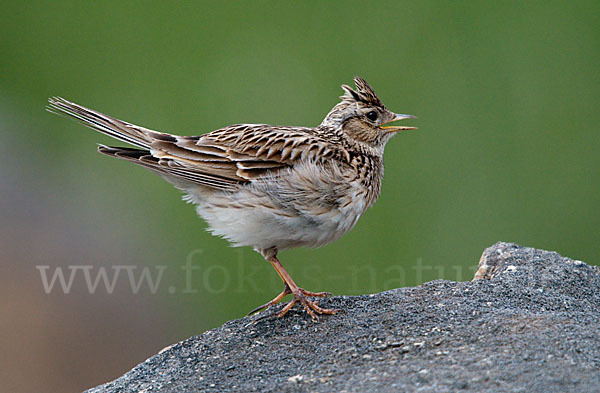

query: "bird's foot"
(277, 287), (338, 322)
(248, 286), (337, 322)
(247, 284), (292, 316)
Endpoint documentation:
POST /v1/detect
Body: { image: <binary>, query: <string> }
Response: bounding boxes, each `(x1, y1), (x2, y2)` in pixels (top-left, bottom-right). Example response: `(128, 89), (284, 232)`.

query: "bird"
(48, 77), (416, 321)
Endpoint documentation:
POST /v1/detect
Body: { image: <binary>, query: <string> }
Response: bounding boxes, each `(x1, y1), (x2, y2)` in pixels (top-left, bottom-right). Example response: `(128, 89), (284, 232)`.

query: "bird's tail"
(47, 97), (160, 149)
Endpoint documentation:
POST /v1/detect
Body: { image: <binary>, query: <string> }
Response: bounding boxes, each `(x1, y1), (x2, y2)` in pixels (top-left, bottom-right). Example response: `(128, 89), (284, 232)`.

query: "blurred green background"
(1, 1), (598, 391)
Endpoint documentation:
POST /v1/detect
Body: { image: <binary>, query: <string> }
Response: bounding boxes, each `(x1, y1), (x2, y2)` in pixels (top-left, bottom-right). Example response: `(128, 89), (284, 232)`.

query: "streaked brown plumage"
(48, 77), (415, 321)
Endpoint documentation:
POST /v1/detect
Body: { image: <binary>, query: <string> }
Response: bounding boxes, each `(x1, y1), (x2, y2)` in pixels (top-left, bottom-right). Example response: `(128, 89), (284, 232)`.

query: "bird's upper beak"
(379, 113), (417, 132)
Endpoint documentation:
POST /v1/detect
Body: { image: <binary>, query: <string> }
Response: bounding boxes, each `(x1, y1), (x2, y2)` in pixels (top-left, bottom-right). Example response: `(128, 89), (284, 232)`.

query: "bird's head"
(320, 76), (416, 151)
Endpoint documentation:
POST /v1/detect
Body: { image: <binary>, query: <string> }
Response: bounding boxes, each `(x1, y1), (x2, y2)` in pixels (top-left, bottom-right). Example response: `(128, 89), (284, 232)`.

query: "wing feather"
(49, 98), (351, 190)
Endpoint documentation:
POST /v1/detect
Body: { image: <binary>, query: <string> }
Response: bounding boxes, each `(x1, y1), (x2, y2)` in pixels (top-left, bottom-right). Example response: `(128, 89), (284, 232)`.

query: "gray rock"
(86, 242), (600, 393)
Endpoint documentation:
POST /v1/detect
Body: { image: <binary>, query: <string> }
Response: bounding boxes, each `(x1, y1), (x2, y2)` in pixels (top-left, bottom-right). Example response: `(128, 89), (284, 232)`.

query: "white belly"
(183, 161), (370, 252)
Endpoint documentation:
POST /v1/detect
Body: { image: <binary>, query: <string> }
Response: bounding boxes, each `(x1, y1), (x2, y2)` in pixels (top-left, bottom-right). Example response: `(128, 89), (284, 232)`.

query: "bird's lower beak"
(379, 113), (417, 132)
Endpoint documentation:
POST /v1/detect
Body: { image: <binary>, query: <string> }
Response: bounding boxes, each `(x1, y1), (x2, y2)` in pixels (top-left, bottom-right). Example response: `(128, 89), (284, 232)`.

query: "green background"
(1, 1), (598, 392)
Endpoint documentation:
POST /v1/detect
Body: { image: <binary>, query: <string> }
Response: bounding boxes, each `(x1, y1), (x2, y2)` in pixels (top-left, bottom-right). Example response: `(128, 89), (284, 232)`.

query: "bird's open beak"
(379, 113), (417, 132)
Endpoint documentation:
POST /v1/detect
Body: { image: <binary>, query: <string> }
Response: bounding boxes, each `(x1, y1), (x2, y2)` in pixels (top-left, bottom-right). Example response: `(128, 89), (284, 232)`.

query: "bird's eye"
(366, 111), (378, 121)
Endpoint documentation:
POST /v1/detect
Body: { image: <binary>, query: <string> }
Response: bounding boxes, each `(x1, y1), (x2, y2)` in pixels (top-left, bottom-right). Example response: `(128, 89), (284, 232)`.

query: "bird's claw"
(248, 287), (338, 322)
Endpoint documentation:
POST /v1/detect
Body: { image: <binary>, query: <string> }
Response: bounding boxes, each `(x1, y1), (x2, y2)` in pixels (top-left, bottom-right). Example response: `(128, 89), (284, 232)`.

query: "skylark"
(48, 77), (415, 321)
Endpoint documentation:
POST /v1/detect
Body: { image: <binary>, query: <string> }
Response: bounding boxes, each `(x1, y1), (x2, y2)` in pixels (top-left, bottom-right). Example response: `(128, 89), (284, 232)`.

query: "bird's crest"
(340, 76), (384, 108)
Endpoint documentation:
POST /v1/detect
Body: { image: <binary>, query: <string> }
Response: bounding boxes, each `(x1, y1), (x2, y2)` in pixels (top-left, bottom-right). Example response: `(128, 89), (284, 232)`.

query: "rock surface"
(86, 242), (600, 393)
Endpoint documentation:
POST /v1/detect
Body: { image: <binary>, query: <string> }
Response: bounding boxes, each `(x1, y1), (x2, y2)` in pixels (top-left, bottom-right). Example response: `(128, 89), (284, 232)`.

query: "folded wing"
(48, 97), (345, 190)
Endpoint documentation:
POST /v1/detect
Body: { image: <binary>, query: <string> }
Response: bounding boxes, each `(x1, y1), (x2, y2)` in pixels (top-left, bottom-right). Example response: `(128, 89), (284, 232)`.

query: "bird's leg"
(247, 254), (294, 315)
(267, 255), (338, 321)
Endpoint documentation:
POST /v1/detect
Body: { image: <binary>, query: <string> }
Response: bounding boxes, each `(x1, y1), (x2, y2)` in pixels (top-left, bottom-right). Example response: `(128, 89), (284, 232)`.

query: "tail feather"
(48, 97), (242, 190)
(97, 144), (239, 190)
(47, 97), (157, 149)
